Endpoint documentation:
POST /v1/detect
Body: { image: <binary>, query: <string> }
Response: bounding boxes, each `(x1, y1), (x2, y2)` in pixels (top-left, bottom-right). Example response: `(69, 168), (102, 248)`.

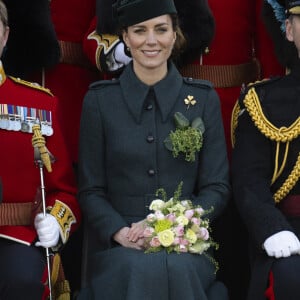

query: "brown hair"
(0, 0), (8, 27)
(170, 14), (186, 61)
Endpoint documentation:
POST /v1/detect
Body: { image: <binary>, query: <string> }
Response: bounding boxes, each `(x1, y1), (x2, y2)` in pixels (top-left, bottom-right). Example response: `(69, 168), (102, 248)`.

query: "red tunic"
(0, 63), (80, 245)
(30, 0), (102, 164)
(180, 0), (285, 159)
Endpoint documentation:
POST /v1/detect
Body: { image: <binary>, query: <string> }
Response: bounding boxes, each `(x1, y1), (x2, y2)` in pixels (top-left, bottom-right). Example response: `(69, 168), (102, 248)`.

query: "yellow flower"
(185, 229), (197, 244)
(158, 229), (175, 247)
(176, 215), (189, 226)
(154, 219), (172, 233)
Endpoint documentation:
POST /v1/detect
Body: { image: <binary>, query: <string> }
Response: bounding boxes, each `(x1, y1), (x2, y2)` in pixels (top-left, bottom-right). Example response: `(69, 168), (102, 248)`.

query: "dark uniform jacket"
(78, 62), (230, 299)
(232, 59), (300, 299)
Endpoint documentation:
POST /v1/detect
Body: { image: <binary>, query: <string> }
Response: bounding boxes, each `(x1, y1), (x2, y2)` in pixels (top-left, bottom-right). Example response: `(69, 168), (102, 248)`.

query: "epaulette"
(183, 77), (213, 89)
(9, 76), (53, 96)
(89, 78), (120, 89)
(246, 76), (281, 89)
(231, 77), (281, 148)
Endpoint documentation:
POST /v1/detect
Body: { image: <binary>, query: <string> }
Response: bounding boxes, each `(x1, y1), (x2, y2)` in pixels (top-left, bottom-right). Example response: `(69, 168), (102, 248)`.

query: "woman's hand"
(127, 220), (146, 242)
(113, 227), (144, 250)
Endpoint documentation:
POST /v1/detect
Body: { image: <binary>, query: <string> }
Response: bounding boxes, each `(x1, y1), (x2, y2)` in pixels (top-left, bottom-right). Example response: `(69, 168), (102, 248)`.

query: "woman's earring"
(126, 47), (130, 52)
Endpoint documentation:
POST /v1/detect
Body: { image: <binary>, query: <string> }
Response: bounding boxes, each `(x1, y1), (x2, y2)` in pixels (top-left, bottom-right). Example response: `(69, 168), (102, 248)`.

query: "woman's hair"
(0, 1), (8, 27)
(120, 13), (186, 60)
(170, 13), (186, 61)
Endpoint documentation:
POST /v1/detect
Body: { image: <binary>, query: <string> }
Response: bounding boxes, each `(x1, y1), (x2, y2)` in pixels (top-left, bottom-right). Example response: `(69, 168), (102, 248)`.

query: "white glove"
(34, 213), (60, 248)
(263, 230), (300, 258)
(113, 42), (132, 65)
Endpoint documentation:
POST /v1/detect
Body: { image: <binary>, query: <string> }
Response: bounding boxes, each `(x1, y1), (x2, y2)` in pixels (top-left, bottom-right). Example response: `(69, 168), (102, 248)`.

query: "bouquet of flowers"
(143, 182), (217, 257)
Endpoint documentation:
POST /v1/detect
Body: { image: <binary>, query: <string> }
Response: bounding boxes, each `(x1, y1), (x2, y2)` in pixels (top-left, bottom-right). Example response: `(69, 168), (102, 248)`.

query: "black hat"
(286, 0), (300, 15)
(113, 0), (177, 27)
(262, 0), (298, 69)
(96, 0), (215, 67)
(1, 0), (60, 78)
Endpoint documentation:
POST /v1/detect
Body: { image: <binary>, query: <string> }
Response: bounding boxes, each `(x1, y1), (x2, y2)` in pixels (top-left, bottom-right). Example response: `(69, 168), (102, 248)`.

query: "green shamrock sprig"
(164, 112), (205, 162)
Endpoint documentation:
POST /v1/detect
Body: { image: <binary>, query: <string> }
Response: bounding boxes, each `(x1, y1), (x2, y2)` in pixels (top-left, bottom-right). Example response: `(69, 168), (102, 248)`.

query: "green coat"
(78, 62), (230, 300)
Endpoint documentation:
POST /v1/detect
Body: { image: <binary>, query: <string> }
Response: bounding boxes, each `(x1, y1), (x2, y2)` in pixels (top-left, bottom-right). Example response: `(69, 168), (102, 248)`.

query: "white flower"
(149, 199), (165, 211)
(176, 215), (189, 226)
(146, 213), (156, 223)
(189, 241), (210, 254)
(155, 211), (165, 220)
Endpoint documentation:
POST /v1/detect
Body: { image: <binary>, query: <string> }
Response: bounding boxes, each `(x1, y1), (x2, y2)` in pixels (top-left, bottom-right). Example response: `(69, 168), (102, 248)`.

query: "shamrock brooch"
(184, 95), (197, 109)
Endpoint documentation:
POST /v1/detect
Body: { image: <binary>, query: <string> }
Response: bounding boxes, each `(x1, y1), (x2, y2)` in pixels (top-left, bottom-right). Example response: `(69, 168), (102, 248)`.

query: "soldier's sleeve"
(42, 93), (81, 244)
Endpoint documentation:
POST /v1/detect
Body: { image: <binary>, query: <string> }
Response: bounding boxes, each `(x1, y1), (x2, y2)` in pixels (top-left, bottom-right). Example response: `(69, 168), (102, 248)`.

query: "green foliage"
(164, 112), (205, 162)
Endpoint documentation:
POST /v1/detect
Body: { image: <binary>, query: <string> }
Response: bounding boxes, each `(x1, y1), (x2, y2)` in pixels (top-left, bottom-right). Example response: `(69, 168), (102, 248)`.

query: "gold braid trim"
(51, 253), (71, 300)
(273, 152), (300, 203)
(244, 88), (300, 142)
(244, 87), (300, 202)
(32, 124), (54, 172)
(230, 100), (240, 148)
(10, 76), (53, 96)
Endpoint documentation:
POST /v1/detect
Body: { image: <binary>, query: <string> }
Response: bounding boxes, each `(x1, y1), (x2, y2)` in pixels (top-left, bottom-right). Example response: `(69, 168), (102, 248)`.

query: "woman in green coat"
(78, 0), (230, 299)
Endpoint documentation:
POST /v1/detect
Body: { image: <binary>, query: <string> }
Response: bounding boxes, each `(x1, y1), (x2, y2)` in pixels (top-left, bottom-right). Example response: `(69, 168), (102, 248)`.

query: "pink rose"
(178, 244), (188, 252)
(150, 236), (161, 247)
(173, 237), (181, 245)
(180, 238), (189, 246)
(174, 225), (184, 237)
(198, 227), (209, 240)
(166, 213), (176, 222)
(191, 217), (200, 226)
(185, 209), (194, 219)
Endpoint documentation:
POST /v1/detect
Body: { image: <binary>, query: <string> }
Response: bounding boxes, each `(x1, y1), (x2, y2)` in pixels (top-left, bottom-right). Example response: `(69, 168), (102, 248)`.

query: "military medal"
(0, 104), (53, 136)
(21, 106), (30, 132)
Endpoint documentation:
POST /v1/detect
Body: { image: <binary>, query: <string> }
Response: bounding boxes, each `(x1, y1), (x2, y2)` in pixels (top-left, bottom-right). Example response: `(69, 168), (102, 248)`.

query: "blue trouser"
(0, 239), (46, 300)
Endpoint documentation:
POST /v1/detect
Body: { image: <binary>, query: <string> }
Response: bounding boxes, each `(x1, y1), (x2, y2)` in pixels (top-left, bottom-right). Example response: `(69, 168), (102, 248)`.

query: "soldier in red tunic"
(0, 2), (80, 299)
(2, 0), (102, 167)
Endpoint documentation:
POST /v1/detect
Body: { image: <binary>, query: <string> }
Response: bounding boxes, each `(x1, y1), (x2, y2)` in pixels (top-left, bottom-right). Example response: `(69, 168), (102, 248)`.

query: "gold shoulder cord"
(243, 87), (300, 203)
(230, 100), (240, 148)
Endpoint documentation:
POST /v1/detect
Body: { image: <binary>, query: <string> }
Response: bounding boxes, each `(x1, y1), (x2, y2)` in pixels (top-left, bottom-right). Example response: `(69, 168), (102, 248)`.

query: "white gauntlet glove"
(113, 42), (132, 65)
(34, 213), (60, 248)
(263, 230), (300, 258)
